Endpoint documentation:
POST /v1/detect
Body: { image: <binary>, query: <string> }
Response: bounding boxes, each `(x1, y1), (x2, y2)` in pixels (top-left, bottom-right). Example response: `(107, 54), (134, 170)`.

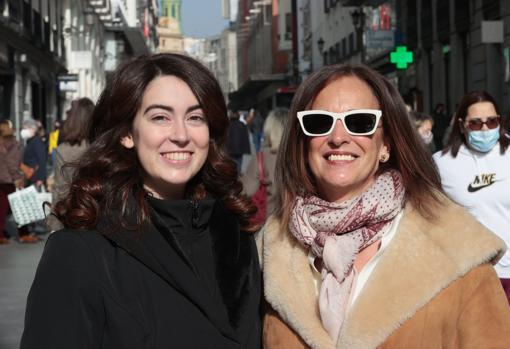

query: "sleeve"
(52, 147), (70, 203)
(241, 155), (260, 197)
(20, 231), (105, 349)
(6, 142), (22, 181)
(457, 264), (510, 348)
(23, 141), (37, 168)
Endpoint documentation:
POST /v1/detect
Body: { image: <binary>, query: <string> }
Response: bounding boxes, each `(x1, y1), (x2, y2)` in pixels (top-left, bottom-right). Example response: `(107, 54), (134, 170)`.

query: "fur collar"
(263, 197), (505, 349)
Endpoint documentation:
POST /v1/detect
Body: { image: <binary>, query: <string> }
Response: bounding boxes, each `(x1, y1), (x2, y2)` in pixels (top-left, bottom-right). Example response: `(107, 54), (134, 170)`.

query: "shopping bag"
(7, 185), (51, 226)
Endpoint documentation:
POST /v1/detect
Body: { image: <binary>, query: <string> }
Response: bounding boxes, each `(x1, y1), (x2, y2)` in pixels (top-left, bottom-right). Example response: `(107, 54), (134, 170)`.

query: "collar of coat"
(102, 199), (261, 344)
(262, 196), (505, 349)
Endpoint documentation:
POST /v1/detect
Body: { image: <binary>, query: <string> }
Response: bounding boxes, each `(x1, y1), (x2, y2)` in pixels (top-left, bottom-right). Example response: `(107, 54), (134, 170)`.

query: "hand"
(14, 179), (24, 189)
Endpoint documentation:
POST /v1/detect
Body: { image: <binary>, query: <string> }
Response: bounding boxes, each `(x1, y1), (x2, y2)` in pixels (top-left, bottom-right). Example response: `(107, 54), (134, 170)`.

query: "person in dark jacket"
(18, 118), (48, 243)
(21, 53), (262, 349)
(227, 111), (251, 173)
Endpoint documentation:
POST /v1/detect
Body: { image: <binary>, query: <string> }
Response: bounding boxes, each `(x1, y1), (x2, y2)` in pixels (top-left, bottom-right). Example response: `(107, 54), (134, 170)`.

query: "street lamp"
(350, 7), (366, 63)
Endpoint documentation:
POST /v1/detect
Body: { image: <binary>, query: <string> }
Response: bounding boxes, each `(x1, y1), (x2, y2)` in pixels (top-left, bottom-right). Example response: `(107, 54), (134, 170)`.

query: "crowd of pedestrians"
(0, 53), (508, 348)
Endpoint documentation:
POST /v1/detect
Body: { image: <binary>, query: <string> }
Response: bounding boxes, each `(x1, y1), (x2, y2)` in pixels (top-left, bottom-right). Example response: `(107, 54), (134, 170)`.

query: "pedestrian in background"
(242, 107), (288, 219)
(226, 110), (251, 173)
(18, 118), (47, 243)
(246, 108), (265, 152)
(21, 53), (261, 349)
(47, 119), (61, 165)
(0, 120), (23, 244)
(409, 111), (436, 153)
(434, 90), (510, 304)
(46, 97), (94, 233)
(431, 102), (449, 150)
(261, 64), (510, 348)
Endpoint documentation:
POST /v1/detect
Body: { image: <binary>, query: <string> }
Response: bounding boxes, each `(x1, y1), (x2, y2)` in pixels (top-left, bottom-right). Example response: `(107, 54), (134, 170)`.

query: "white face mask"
(20, 128), (35, 140)
(420, 130), (434, 145)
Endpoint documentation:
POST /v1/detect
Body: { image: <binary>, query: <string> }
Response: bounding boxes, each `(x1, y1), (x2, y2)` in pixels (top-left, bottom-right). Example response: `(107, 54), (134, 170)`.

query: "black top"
(148, 197), (226, 317)
(21, 198), (262, 349)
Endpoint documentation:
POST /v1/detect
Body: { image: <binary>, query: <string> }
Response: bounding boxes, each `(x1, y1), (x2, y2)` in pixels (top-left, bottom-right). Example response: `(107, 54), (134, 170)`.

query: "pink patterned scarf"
(289, 169), (405, 342)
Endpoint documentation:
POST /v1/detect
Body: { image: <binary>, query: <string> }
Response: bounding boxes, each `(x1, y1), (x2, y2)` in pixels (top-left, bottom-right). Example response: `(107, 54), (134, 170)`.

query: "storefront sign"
(366, 30), (394, 50)
(58, 74), (79, 92)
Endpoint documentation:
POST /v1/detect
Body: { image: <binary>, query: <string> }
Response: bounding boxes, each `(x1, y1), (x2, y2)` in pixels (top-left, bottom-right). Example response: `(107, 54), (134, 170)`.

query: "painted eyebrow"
(143, 104), (202, 115)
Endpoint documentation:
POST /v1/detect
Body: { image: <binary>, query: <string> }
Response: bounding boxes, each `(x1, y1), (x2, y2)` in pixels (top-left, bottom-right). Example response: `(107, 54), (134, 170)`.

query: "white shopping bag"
(7, 185), (52, 226)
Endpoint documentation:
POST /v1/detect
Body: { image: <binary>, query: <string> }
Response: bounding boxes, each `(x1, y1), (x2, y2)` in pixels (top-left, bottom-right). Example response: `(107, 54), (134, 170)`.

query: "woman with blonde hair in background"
(0, 120), (23, 244)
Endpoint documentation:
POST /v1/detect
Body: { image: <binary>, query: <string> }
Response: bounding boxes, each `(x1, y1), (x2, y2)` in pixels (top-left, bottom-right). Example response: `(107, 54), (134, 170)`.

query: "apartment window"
(285, 13), (292, 40)
(324, 0), (330, 14)
(348, 33), (354, 55)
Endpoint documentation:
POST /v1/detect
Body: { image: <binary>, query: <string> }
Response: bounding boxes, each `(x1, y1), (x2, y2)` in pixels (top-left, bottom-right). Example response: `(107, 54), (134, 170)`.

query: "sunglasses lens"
(344, 113), (377, 134)
(486, 117), (500, 129)
(467, 117), (500, 130)
(302, 113), (334, 135)
(467, 120), (483, 131)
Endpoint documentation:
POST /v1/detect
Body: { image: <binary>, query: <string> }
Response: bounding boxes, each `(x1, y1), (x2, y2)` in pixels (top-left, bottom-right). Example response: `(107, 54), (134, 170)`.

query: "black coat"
(20, 201), (262, 349)
(227, 119), (251, 157)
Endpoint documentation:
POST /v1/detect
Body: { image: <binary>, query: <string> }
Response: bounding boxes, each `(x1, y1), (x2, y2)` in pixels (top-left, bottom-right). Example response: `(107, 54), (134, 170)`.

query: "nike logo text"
(467, 173), (496, 192)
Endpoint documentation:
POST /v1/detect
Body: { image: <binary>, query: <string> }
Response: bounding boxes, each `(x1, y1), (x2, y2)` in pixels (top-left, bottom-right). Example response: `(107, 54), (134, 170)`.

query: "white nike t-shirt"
(433, 143), (510, 278)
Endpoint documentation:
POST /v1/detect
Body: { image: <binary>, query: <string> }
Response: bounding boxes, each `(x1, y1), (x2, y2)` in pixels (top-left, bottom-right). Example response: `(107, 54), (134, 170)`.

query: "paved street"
(0, 238), (45, 349)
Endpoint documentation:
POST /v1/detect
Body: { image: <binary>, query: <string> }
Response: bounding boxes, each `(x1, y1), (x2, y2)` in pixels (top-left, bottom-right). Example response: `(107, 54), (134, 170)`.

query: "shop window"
(455, 0), (470, 33)
(482, 0), (500, 20)
(436, 0), (450, 44)
(421, 0), (433, 49)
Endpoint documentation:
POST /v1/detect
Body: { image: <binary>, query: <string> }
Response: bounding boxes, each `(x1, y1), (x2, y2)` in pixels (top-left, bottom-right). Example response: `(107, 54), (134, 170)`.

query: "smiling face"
(307, 75), (389, 202)
(121, 75), (209, 199)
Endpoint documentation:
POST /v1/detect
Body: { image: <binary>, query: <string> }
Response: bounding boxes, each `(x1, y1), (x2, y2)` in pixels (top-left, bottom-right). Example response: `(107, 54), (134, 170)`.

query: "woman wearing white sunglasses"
(260, 64), (510, 348)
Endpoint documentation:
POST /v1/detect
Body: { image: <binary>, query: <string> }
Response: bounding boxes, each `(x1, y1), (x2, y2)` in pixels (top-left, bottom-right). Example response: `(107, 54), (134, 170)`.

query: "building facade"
(229, 0), (293, 114)
(0, 0), (66, 132)
(157, 0), (184, 53)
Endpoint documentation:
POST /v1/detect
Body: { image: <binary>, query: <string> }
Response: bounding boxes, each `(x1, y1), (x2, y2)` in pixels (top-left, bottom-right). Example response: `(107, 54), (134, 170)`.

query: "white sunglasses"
(297, 109), (382, 136)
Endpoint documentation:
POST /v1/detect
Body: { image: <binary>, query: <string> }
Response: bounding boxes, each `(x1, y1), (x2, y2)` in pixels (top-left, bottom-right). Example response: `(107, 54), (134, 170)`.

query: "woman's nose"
(327, 120), (350, 146)
(169, 120), (189, 144)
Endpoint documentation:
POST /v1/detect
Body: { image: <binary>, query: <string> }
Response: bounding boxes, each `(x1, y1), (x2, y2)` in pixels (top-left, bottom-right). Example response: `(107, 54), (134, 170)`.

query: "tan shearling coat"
(262, 199), (510, 349)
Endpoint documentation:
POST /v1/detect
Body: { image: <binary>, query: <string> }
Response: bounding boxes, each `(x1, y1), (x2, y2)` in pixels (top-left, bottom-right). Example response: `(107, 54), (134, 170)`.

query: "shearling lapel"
(263, 199), (505, 349)
(338, 201), (505, 349)
(263, 216), (335, 349)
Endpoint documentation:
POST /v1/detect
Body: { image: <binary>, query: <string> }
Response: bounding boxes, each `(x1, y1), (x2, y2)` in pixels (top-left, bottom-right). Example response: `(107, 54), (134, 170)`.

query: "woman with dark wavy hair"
(21, 54), (261, 349)
(261, 64), (510, 348)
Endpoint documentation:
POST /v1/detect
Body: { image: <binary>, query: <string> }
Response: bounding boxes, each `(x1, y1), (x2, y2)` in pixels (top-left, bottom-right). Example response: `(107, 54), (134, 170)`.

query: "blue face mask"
(467, 126), (500, 153)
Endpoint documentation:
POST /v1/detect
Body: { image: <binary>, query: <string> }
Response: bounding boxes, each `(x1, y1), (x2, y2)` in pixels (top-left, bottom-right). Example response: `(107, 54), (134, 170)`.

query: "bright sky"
(181, 0), (231, 38)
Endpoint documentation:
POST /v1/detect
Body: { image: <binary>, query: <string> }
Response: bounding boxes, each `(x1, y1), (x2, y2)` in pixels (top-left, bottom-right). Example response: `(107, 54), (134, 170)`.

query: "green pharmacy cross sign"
(390, 46), (413, 69)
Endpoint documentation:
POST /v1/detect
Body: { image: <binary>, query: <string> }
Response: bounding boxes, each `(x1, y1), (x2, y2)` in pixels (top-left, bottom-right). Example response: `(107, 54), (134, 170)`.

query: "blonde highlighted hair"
(263, 107), (288, 152)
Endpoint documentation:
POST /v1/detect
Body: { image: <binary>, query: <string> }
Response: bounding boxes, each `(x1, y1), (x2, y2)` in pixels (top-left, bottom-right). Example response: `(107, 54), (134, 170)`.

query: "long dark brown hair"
(275, 64), (444, 230)
(442, 90), (509, 157)
(54, 53), (257, 232)
(61, 97), (95, 145)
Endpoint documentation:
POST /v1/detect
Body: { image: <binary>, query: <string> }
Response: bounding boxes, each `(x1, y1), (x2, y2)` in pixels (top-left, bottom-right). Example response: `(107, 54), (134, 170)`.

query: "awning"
(107, 26), (149, 56)
(228, 73), (287, 110)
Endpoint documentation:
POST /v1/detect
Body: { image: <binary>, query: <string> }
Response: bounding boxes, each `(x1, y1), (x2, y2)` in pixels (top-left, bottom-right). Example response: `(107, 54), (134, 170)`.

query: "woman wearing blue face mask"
(433, 90), (510, 304)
